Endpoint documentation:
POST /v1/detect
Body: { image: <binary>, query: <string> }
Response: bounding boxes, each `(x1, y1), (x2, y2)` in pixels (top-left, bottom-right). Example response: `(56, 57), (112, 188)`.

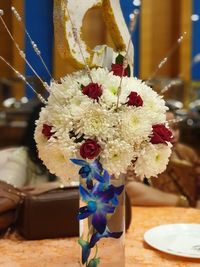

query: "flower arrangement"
(34, 59), (172, 266)
(35, 65), (172, 182)
(0, 5), (173, 266)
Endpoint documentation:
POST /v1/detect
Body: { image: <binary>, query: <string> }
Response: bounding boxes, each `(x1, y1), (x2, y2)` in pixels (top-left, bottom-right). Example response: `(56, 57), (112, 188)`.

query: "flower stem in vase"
(72, 159), (125, 267)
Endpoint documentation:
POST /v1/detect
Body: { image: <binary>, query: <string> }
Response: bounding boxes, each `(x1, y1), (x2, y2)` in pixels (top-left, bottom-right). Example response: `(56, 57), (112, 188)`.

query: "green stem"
(94, 244), (98, 259)
(87, 225), (93, 241)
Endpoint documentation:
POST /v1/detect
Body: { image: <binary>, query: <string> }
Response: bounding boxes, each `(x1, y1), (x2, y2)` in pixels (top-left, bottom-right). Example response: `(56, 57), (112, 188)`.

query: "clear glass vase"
(78, 173), (125, 267)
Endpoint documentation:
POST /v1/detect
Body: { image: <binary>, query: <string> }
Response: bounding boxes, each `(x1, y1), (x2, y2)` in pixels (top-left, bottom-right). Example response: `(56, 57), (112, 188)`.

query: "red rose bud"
(80, 139), (101, 159)
(150, 124), (172, 144)
(111, 64), (129, 77)
(42, 124), (54, 140)
(82, 82), (102, 100)
(127, 92), (143, 107)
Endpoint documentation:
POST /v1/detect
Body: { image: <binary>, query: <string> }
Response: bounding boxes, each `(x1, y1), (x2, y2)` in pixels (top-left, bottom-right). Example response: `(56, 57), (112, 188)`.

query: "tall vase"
(78, 173), (125, 267)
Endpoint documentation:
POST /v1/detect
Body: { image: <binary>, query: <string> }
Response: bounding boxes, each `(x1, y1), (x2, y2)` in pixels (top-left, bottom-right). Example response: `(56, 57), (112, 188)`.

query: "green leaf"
(87, 258), (100, 267)
(115, 54), (124, 64)
(78, 238), (89, 247)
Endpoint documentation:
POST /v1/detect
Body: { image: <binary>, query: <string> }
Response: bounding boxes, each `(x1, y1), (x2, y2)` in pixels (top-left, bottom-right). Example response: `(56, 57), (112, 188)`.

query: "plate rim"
(144, 223), (200, 259)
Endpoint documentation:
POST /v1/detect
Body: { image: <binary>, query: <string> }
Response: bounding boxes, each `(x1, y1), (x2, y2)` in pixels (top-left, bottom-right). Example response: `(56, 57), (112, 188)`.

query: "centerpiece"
(34, 60), (172, 266)
(0, 3), (173, 266)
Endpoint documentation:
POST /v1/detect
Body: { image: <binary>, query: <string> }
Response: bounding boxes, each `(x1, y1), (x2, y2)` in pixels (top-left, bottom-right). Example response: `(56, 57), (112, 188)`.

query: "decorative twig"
(0, 9), (50, 92)
(11, 6), (53, 80)
(116, 10), (139, 109)
(160, 53), (200, 95)
(160, 79), (182, 94)
(0, 56), (47, 104)
(147, 32), (187, 83)
(0, 9), (66, 107)
(168, 117), (184, 124)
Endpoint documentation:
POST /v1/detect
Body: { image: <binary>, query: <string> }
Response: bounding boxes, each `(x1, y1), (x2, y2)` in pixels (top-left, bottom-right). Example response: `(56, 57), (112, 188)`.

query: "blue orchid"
(78, 184), (115, 234)
(70, 159), (104, 189)
(96, 170), (124, 206)
(78, 238), (91, 264)
(89, 228), (123, 248)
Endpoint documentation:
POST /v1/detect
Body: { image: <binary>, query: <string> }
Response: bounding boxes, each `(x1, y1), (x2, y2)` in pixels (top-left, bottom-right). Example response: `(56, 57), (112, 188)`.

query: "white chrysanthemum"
(134, 143), (172, 178)
(119, 78), (167, 124)
(90, 69), (128, 106)
(35, 67), (172, 179)
(75, 104), (117, 141)
(136, 82), (167, 124)
(68, 94), (92, 117)
(43, 105), (73, 134)
(35, 131), (79, 182)
(72, 70), (91, 86)
(47, 83), (71, 106)
(90, 67), (110, 82)
(100, 140), (133, 175)
(120, 107), (152, 145)
(34, 122), (46, 145)
(101, 74), (121, 105)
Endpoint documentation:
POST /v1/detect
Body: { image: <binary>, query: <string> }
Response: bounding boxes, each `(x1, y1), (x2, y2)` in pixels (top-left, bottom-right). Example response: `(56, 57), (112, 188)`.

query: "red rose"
(150, 124), (172, 144)
(82, 82), (102, 100)
(111, 64), (129, 77)
(80, 139), (101, 159)
(127, 92), (143, 107)
(42, 124), (54, 139)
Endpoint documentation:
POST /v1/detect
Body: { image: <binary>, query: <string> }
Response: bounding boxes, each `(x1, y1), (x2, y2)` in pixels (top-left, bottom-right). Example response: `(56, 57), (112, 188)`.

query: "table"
(0, 207), (200, 266)
(126, 207), (200, 267)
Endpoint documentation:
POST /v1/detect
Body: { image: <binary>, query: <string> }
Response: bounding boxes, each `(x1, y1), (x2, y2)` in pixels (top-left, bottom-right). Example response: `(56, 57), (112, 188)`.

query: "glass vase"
(78, 173), (125, 267)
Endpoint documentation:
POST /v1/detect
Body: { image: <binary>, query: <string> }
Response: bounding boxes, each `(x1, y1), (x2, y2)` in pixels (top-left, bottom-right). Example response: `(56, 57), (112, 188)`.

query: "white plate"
(144, 224), (200, 258)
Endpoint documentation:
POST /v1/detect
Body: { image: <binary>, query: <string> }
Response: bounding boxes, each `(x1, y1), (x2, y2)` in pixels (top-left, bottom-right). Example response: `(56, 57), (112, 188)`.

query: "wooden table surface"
(0, 207), (200, 267)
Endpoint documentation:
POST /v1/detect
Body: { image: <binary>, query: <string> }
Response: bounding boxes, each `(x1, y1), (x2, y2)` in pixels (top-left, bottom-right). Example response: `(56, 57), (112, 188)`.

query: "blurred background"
(0, 0), (200, 153)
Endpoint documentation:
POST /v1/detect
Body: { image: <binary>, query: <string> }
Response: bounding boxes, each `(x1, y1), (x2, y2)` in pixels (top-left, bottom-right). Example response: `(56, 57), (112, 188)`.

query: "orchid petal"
(79, 165), (92, 178)
(93, 172), (105, 183)
(102, 204), (115, 214)
(102, 170), (110, 183)
(91, 160), (103, 172)
(91, 182), (101, 195)
(87, 201), (97, 213)
(112, 184), (124, 195)
(97, 188), (114, 203)
(78, 206), (93, 220)
(70, 158), (88, 166)
(109, 231), (123, 239)
(89, 232), (102, 248)
(86, 178), (93, 190)
(79, 185), (91, 202)
(92, 212), (106, 234)
(111, 195), (119, 206)
(89, 229), (123, 248)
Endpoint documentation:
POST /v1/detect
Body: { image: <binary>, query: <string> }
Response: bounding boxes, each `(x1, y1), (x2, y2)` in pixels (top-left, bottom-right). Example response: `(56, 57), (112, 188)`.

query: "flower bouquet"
(34, 59), (172, 266)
